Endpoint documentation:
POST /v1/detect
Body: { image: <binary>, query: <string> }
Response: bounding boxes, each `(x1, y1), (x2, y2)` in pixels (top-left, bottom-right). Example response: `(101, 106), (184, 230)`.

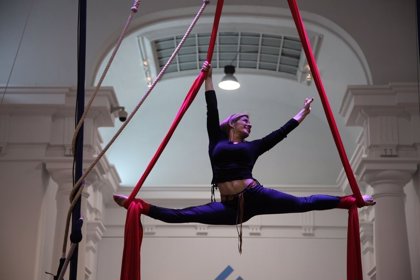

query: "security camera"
(111, 106), (128, 122)
(118, 109), (128, 122)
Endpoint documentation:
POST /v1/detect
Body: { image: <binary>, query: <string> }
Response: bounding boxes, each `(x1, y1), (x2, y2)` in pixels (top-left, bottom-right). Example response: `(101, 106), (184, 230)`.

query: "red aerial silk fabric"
(287, 0), (364, 279)
(120, 200), (143, 280)
(119, 1), (224, 280)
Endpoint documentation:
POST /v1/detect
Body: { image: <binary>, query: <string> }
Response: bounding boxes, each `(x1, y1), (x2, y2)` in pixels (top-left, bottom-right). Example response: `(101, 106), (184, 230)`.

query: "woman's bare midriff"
(217, 178), (256, 196)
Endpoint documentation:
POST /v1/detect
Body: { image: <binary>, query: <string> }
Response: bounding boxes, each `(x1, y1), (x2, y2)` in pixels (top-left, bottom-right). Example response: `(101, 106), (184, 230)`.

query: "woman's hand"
(202, 61), (211, 75)
(303, 97), (314, 113)
(293, 97), (314, 123)
(203, 61), (214, 91)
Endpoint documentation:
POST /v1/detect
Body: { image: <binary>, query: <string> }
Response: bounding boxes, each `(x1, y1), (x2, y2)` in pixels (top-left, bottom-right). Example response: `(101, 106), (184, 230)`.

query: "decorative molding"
(45, 158), (97, 186)
(248, 225), (261, 236)
(144, 225), (156, 236)
(84, 266), (92, 280)
(341, 83), (420, 127)
(195, 225), (209, 236)
(367, 266), (377, 280)
(86, 220), (106, 251)
(45, 155), (120, 197)
(104, 223), (347, 240)
(301, 212), (315, 236)
(360, 222), (374, 253)
(44, 159), (75, 185)
(358, 164), (417, 189)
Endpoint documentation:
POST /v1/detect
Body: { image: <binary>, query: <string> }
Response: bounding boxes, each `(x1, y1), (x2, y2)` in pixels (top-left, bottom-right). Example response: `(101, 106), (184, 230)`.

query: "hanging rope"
(120, 1), (224, 280)
(70, 0), (142, 155)
(60, 0), (210, 264)
(60, 0), (143, 259)
(287, 0), (364, 279)
(68, 0), (208, 205)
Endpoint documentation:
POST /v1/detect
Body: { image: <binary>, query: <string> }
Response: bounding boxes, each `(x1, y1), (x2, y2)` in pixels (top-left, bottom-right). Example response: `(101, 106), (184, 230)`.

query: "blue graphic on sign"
(214, 265), (244, 280)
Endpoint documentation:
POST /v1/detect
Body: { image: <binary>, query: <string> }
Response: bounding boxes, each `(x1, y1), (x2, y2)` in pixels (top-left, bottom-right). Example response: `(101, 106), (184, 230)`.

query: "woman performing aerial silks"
(114, 62), (375, 252)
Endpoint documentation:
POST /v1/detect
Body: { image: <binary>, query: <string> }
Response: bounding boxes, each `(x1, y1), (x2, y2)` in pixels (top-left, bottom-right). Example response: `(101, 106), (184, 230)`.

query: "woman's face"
(232, 116), (252, 139)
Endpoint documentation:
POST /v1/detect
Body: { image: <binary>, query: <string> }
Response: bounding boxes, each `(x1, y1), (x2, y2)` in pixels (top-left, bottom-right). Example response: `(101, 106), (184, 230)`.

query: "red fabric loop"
(287, 0), (364, 279)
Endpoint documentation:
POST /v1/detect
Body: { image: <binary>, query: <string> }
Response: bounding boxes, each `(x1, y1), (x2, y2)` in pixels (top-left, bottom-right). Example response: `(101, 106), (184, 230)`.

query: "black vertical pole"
(417, 0), (420, 114)
(417, 0), (420, 67)
(417, 0), (420, 63)
(70, 0), (87, 279)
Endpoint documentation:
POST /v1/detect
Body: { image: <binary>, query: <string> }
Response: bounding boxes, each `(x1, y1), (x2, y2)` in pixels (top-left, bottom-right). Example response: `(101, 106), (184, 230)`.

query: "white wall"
(99, 236), (347, 280)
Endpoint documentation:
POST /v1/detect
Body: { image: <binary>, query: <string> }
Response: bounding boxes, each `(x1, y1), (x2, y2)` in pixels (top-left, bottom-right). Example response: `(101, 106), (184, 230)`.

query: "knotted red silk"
(287, 0), (364, 279)
(119, 1), (225, 280)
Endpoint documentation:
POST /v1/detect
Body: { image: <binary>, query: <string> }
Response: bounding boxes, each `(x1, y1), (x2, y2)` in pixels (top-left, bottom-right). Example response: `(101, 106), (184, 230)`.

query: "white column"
(46, 164), (75, 277)
(340, 83), (420, 280)
(46, 161), (92, 280)
(364, 170), (413, 280)
(0, 86), (120, 280)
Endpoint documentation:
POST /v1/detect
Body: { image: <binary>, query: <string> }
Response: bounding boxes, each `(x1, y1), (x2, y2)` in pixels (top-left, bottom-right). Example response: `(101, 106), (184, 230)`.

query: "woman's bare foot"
(362, 195), (376, 206)
(113, 194), (150, 213)
(113, 194), (128, 207)
(338, 194), (376, 209)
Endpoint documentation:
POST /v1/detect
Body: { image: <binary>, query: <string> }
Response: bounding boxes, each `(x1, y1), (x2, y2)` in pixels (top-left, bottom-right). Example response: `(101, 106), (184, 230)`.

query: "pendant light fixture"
(218, 65), (240, 91)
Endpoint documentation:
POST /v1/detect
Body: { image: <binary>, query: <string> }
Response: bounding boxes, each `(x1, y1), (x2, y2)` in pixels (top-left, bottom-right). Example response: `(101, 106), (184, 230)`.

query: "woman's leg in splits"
(148, 201), (241, 225)
(114, 194), (239, 225)
(240, 185), (375, 222)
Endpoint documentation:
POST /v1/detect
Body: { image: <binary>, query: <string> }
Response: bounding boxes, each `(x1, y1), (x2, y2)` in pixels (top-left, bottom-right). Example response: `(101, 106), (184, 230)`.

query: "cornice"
(340, 83), (420, 127)
(0, 86), (118, 127)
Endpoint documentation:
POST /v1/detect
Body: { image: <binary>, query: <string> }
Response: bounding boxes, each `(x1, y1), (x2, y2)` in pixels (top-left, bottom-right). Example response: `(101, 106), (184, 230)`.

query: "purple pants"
(147, 184), (340, 225)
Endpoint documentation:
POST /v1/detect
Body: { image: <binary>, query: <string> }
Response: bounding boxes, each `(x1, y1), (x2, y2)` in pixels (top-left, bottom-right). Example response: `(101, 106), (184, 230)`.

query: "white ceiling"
(96, 5), (370, 188)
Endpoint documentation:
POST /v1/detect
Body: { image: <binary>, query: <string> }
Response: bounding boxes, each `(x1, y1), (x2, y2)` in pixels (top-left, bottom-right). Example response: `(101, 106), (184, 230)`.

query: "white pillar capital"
(357, 159), (418, 191)
(340, 83), (420, 159)
(339, 83), (417, 280)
